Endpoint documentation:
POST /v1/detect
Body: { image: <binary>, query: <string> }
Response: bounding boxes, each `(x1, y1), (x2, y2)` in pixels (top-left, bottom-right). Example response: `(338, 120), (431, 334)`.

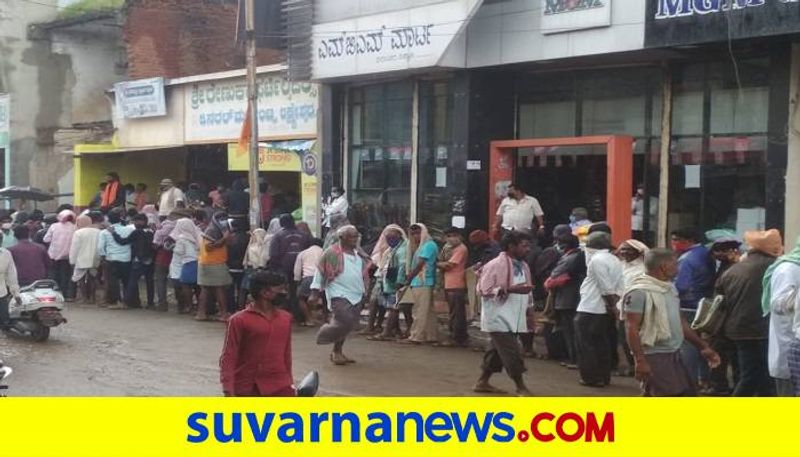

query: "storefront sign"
(542, 0), (612, 35)
(186, 75), (318, 143)
(0, 93), (9, 146)
(114, 77), (167, 119)
(312, 0), (483, 80)
(227, 140), (319, 234)
(646, 0), (800, 47)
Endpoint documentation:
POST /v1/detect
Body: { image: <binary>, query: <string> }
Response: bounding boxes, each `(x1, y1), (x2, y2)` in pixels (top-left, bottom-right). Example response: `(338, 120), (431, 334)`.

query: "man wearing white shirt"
(158, 179), (185, 219)
(323, 186), (349, 229)
(495, 184), (545, 236)
(575, 232), (624, 388)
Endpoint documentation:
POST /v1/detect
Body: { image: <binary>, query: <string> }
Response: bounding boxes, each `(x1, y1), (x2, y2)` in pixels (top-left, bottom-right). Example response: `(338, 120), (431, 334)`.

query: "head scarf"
(744, 229), (783, 257)
(57, 209), (76, 224)
(468, 230), (490, 246)
(619, 239), (649, 288)
(244, 228), (269, 269)
(620, 239), (649, 255)
(406, 223), (432, 273)
(75, 215), (92, 229)
(762, 235), (800, 316)
(371, 224), (407, 265)
(170, 218), (201, 246)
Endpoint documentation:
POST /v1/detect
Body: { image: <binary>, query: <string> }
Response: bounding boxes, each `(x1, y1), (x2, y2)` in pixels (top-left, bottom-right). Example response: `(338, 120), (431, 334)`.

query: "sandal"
(396, 338), (423, 345)
(473, 383), (507, 394)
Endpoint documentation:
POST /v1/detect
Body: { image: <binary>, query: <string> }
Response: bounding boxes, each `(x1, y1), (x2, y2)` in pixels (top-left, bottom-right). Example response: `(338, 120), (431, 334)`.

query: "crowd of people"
(2, 174), (800, 399)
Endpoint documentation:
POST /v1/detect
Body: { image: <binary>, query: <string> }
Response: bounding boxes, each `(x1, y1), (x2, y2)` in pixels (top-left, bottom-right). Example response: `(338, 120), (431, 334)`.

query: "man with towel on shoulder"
(623, 248), (720, 396)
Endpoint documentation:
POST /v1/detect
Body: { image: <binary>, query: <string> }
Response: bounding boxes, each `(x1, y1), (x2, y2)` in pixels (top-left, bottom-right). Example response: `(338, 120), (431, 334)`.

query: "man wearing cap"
(158, 179), (185, 220)
(715, 229), (782, 396)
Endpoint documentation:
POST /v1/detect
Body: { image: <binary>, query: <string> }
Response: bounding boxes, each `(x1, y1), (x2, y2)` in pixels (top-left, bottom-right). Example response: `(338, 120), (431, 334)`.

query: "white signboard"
(184, 74), (318, 143)
(114, 77), (167, 119)
(0, 93), (9, 146)
(312, 0), (484, 80)
(541, 0), (612, 35)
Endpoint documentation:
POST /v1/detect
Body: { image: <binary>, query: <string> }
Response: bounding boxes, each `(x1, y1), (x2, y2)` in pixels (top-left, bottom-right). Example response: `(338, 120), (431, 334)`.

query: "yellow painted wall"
(74, 148), (187, 207)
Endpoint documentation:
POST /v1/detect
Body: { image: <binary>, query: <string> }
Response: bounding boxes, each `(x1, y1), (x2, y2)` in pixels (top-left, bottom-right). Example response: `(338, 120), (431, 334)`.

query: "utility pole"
(245, 0), (262, 230)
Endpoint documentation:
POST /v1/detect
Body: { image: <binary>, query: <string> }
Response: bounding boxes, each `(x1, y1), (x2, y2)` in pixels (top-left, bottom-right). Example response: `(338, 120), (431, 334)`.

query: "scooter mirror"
(296, 371), (319, 397)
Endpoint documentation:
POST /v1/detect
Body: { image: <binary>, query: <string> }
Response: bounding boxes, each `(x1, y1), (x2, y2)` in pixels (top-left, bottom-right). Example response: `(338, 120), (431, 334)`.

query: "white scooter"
(3, 279), (67, 342)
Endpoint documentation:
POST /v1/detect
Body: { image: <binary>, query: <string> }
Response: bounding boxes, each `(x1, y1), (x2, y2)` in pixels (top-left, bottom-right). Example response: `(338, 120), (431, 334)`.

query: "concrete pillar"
(787, 43), (800, 248)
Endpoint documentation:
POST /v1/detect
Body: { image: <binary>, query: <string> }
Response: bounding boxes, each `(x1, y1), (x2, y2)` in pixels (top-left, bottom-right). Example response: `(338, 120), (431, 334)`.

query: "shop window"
(710, 87), (769, 134)
(519, 101), (576, 138)
(667, 58), (771, 240)
(347, 82), (413, 238)
(417, 80), (460, 236)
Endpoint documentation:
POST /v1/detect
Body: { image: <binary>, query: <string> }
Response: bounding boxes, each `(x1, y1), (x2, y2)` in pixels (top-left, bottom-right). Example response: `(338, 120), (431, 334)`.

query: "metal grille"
(284, 0), (313, 81)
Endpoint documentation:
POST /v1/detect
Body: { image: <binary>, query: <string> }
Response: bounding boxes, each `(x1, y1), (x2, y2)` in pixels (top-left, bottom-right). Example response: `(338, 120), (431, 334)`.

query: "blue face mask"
(388, 238), (401, 248)
(569, 215), (577, 223)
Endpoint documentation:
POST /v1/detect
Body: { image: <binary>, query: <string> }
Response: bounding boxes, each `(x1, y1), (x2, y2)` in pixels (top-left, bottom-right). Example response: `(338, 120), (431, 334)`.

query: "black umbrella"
(0, 186), (54, 202)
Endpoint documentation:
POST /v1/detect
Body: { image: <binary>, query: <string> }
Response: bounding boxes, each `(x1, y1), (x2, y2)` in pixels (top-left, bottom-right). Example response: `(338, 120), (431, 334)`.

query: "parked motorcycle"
(3, 280), (67, 342)
(0, 360), (11, 397)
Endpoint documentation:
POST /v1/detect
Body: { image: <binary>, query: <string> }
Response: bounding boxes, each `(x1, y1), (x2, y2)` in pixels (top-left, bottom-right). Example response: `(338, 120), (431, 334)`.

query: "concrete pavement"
(0, 304), (639, 396)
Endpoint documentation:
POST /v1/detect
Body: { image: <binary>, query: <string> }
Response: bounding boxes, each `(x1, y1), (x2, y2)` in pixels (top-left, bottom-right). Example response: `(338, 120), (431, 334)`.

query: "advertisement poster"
(227, 140), (318, 235)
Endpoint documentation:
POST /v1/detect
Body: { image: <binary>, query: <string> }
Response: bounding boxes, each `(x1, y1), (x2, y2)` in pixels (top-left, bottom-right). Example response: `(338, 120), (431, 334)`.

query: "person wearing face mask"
(670, 227), (716, 388)
(623, 249), (721, 396)
(544, 234), (586, 369)
(219, 270), (295, 397)
(323, 186), (349, 230)
(436, 227), (470, 347)
(568, 207), (592, 232)
(310, 225), (371, 365)
(368, 225), (409, 341)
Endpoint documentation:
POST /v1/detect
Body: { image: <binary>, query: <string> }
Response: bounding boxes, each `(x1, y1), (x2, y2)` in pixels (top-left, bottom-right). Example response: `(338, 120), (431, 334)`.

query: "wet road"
(0, 304), (639, 396)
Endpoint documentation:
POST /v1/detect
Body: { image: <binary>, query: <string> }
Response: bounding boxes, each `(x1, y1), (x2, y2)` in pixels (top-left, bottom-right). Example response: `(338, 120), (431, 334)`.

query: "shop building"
(313, 0), (797, 247)
(74, 65), (322, 233)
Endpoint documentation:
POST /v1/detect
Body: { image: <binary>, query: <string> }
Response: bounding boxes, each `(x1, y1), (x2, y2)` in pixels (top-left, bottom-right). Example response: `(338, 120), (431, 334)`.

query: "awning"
(71, 143), (183, 156)
(311, 0), (484, 81)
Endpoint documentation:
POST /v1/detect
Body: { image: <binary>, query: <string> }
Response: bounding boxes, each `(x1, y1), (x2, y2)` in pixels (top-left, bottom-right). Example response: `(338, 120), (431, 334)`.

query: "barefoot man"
(474, 231), (534, 396)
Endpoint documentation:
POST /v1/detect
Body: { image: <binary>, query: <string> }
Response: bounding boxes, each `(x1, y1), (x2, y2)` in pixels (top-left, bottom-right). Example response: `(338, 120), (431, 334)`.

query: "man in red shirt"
(219, 270), (294, 397)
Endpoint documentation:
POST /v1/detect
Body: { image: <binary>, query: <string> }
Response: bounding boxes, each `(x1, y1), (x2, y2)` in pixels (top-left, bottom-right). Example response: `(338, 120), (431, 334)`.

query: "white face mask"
(1, 223), (10, 230)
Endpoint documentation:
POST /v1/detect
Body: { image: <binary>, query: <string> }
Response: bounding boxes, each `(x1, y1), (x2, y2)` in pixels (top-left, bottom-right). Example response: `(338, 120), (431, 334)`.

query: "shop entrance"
(489, 135), (633, 246)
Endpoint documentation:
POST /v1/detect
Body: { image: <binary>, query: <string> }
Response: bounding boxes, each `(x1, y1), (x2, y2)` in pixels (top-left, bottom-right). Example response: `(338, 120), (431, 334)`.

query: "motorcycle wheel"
(31, 325), (50, 342)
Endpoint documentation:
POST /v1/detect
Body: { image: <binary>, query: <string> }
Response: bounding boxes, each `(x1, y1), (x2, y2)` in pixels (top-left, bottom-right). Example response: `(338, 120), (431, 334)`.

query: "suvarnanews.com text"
(187, 410), (615, 444)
